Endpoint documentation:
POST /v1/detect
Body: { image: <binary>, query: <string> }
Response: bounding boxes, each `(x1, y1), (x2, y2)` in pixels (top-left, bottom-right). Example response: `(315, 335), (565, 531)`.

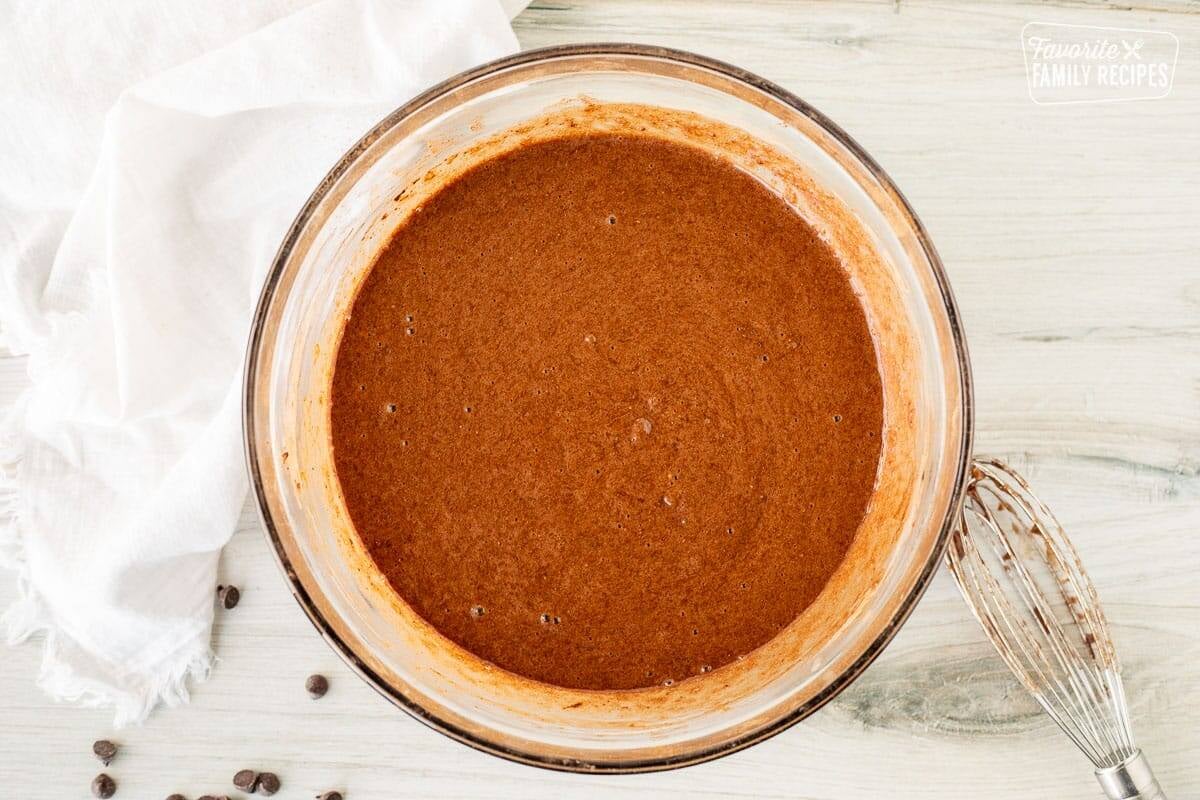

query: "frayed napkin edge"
(0, 398), (213, 727)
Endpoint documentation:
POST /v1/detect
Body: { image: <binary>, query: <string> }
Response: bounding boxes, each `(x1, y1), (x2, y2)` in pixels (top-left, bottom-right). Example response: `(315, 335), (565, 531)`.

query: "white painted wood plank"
(2, 1), (1198, 797)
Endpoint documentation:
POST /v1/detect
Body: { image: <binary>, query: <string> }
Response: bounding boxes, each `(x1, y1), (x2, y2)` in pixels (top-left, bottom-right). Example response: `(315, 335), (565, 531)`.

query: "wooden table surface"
(3, 1), (1198, 798)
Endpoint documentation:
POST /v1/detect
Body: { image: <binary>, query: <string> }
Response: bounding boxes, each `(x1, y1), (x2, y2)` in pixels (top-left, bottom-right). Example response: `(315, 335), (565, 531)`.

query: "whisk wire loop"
(946, 458), (1163, 799)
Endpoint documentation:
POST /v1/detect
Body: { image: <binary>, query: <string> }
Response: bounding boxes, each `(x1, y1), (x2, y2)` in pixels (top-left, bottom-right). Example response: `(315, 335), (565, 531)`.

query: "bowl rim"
(243, 42), (975, 774)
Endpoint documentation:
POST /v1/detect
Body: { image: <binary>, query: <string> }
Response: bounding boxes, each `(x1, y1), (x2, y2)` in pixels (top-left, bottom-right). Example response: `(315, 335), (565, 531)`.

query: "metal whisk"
(946, 458), (1166, 800)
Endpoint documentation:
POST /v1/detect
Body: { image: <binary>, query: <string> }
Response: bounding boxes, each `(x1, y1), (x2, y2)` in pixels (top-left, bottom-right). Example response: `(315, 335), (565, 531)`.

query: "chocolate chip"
(257, 772), (281, 796)
(216, 584), (240, 609)
(305, 673), (329, 699)
(232, 769), (258, 791)
(317, 792), (344, 800)
(91, 773), (116, 798)
(92, 739), (118, 765)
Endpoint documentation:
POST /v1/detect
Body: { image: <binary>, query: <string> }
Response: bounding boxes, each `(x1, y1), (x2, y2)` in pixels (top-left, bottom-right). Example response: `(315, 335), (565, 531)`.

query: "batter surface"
(331, 132), (884, 690)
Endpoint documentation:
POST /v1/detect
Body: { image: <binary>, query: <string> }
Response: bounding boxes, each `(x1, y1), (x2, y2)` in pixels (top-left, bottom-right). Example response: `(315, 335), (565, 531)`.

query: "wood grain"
(2, 1), (1198, 798)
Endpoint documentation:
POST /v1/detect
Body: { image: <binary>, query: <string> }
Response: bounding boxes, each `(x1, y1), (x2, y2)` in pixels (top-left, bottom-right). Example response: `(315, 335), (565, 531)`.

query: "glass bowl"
(244, 44), (973, 773)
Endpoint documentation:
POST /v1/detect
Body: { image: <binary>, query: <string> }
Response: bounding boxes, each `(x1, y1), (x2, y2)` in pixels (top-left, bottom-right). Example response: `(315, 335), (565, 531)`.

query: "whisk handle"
(1096, 750), (1167, 800)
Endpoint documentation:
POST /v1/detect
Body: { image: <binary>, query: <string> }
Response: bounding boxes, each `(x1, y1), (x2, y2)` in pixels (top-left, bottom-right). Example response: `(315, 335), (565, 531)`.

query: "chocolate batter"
(331, 132), (884, 690)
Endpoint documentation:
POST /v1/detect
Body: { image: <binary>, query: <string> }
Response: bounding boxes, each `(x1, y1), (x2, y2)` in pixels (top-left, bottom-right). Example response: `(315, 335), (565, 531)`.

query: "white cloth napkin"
(0, 0), (521, 725)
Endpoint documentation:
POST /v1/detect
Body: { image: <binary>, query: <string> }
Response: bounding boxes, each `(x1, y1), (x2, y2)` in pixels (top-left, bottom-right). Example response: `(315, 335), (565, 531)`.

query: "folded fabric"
(0, 0), (520, 725)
